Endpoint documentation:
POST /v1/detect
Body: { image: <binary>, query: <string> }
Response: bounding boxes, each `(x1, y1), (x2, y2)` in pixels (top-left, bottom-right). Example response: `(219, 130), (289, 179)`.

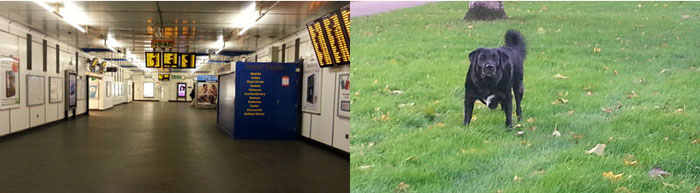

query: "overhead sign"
(162, 52), (178, 68)
(151, 40), (175, 48)
(179, 53), (196, 68)
(158, 74), (170, 81)
(196, 75), (217, 82)
(145, 52), (161, 68)
(106, 67), (118, 72)
(306, 6), (350, 68)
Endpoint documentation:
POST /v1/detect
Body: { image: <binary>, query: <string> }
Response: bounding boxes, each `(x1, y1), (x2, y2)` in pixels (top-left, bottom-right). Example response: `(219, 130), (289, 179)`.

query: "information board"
(306, 7), (350, 68)
(177, 83), (187, 97)
(179, 53), (196, 68)
(162, 52), (178, 68)
(65, 71), (77, 109)
(223, 62), (300, 139)
(145, 52), (161, 68)
(27, 75), (45, 106)
(49, 77), (63, 103)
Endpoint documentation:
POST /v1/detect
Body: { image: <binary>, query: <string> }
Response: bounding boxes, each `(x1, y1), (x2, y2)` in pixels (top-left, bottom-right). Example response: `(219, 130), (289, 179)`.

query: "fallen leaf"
(602, 107), (614, 113)
(551, 129), (561, 137)
(585, 144), (606, 156)
(660, 69), (669, 73)
(663, 4), (668, 7)
(514, 124), (523, 129)
(433, 100), (440, 104)
(434, 122), (446, 128)
(359, 165), (374, 169)
(516, 131), (525, 137)
(614, 70), (619, 76)
(397, 102), (415, 108)
(537, 27), (547, 34)
(528, 126), (537, 131)
(513, 176), (523, 181)
(567, 110), (575, 115)
(626, 91), (639, 99)
(381, 114), (391, 121)
(541, 5), (548, 12)
(468, 25), (473, 29)
(603, 171), (624, 181)
(664, 136), (669, 141)
(692, 139), (699, 144)
(533, 170), (546, 175)
(586, 91), (593, 96)
(676, 108), (684, 113)
(403, 156), (416, 162)
(648, 167), (671, 178)
(608, 136), (614, 142)
(637, 4), (642, 8)
(593, 47), (601, 53)
(552, 98), (568, 104)
(373, 80), (378, 84)
(395, 182), (410, 192)
(553, 73), (569, 79)
(391, 90), (404, 94)
(624, 159), (638, 166)
(527, 117), (535, 124)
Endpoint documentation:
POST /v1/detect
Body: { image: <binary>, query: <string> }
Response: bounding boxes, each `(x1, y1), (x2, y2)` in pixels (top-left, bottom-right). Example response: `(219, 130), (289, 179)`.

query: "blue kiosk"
(217, 62), (301, 140)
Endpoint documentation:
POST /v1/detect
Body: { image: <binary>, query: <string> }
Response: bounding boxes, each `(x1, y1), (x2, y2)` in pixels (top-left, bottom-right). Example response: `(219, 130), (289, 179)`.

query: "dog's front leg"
(464, 96), (476, 126)
(501, 95), (514, 129)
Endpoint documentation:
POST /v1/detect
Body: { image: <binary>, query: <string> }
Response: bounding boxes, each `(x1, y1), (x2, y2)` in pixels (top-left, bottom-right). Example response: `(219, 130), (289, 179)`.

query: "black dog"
(463, 29), (526, 128)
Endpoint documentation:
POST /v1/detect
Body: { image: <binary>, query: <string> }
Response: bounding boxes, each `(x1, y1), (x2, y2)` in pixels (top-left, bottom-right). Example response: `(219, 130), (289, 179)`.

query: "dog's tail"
(505, 29), (526, 59)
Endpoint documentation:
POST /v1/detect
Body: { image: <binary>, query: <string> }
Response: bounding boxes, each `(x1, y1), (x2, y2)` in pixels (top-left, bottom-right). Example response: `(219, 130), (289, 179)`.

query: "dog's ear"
(468, 48), (483, 66)
(498, 50), (510, 67)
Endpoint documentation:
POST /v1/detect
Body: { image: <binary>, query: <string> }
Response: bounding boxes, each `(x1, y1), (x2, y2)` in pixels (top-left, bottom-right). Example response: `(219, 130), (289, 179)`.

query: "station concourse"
(0, 1), (350, 192)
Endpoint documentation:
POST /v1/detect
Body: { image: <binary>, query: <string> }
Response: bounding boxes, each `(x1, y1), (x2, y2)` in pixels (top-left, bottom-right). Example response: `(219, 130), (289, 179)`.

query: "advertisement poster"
(68, 73), (76, 107)
(177, 83), (186, 97)
(89, 83), (98, 98)
(197, 82), (217, 105)
(78, 77), (86, 100)
(302, 58), (322, 114)
(27, 75), (45, 106)
(0, 56), (20, 109)
(337, 72), (350, 118)
(49, 77), (63, 103)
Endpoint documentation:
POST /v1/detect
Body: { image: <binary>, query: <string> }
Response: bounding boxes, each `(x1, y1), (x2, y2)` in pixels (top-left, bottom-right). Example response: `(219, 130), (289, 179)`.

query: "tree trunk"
(464, 1), (507, 21)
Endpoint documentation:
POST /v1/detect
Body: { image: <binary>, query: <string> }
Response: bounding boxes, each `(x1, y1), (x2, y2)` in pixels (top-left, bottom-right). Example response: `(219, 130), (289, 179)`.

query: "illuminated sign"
(306, 7), (350, 68)
(151, 40), (175, 48)
(180, 53), (196, 68)
(158, 74), (170, 81)
(145, 52), (161, 68)
(163, 52), (178, 68)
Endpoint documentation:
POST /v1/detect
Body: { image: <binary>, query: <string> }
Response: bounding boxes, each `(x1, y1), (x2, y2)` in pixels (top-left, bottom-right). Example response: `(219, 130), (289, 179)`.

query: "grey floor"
(0, 102), (349, 193)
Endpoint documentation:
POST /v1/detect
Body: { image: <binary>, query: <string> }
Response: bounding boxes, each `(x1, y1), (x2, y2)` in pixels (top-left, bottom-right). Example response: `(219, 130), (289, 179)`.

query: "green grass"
(350, 2), (700, 192)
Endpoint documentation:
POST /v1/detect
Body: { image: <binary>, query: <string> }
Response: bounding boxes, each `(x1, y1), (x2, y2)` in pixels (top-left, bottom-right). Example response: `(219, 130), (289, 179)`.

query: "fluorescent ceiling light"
(234, 2), (257, 35)
(33, 0), (87, 33)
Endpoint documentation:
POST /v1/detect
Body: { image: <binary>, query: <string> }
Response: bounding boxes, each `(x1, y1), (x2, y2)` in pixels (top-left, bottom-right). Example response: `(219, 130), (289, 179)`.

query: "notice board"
(217, 62), (301, 140)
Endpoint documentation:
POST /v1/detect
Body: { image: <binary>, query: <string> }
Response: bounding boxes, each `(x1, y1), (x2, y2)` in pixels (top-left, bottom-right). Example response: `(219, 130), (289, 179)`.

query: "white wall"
(132, 73), (196, 102)
(239, 27), (350, 152)
(0, 16), (130, 136)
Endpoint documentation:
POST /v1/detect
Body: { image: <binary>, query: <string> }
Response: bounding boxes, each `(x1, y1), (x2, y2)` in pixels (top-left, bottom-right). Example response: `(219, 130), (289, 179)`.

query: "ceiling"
(0, 1), (348, 72)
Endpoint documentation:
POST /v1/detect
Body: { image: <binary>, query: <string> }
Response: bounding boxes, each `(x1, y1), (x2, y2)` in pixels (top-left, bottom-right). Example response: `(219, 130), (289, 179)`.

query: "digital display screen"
(177, 83), (187, 97)
(145, 52), (161, 68)
(180, 53), (196, 68)
(162, 52), (178, 68)
(306, 7), (350, 68)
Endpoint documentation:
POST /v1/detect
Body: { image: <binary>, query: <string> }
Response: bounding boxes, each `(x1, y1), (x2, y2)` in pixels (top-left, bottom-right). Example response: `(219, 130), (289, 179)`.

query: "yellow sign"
(145, 52), (161, 68)
(163, 52), (178, 68)
(180, 53), (196, 68)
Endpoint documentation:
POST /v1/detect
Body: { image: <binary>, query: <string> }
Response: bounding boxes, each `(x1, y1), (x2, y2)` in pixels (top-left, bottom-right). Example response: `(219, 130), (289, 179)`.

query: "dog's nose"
(486, 64), (495, 70)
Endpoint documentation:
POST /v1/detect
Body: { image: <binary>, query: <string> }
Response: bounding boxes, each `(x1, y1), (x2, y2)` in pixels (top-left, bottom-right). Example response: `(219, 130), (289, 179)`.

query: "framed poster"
(302, 58), (322, 114)
(337, 72), (350, 118)
(177, 83), (187, 98)
(27, 75), (45, 106)
(89, 83), (98, 98)
(1, 55), (20, 109)
(49, 77), (63, 103)
(65, 71), (77, 109)
(197, 82), (217, 105)
(77, 76), (86, 100)
(143, 82), (154, 98)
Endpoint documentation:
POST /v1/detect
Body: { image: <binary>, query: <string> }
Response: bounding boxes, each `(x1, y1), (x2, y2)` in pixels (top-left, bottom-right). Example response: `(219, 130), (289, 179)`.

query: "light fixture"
(234, 2), (257, 35)
(213, 35), (224, 54)
(32, 0), (87, 33)
(105, 34), (119, 52)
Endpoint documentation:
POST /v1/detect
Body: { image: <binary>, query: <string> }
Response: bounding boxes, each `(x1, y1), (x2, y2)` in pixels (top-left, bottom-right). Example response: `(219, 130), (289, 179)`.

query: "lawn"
(350, 1), (700, 192)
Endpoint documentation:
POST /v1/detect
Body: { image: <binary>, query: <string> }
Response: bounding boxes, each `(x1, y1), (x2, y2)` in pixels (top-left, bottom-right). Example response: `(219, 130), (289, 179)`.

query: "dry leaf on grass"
(526, 117), (536, 123)
(585, 144), (606, 156)
(593, 47), (601, 53)
(615, 186), (637, 193)
(359, 165), (374, 170)
(553, 73), (569, 79)
(551, 129), (561, 137)
(602, 107), (614, 113)
(552, 98), (569, 104)
(663, 182), (679, 189)
(624, 159), (638, 166)
(395, 182), (410, 192)
(513, 176), (523, 181)
(614, 70), (620, 76)
(603, 171), (624, 181)
(626, 91), (639, 98)
(567, 110), (575, 115)
(516, 131), (525, 137)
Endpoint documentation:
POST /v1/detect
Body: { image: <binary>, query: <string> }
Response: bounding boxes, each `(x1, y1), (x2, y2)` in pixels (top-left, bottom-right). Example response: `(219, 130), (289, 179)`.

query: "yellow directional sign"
(163, 52), (178, 68)
(145, 52), (161, 68)
(180, 53), (196, 68)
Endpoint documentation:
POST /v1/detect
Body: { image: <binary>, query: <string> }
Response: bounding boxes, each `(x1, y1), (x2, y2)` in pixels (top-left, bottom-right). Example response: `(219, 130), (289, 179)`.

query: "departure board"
(162, 52), (178, 68)
(145, 52), (161, 68)
(180, 53), (196, 68)
(306, 8), (350, 68)
(341, 5), (350, 36)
